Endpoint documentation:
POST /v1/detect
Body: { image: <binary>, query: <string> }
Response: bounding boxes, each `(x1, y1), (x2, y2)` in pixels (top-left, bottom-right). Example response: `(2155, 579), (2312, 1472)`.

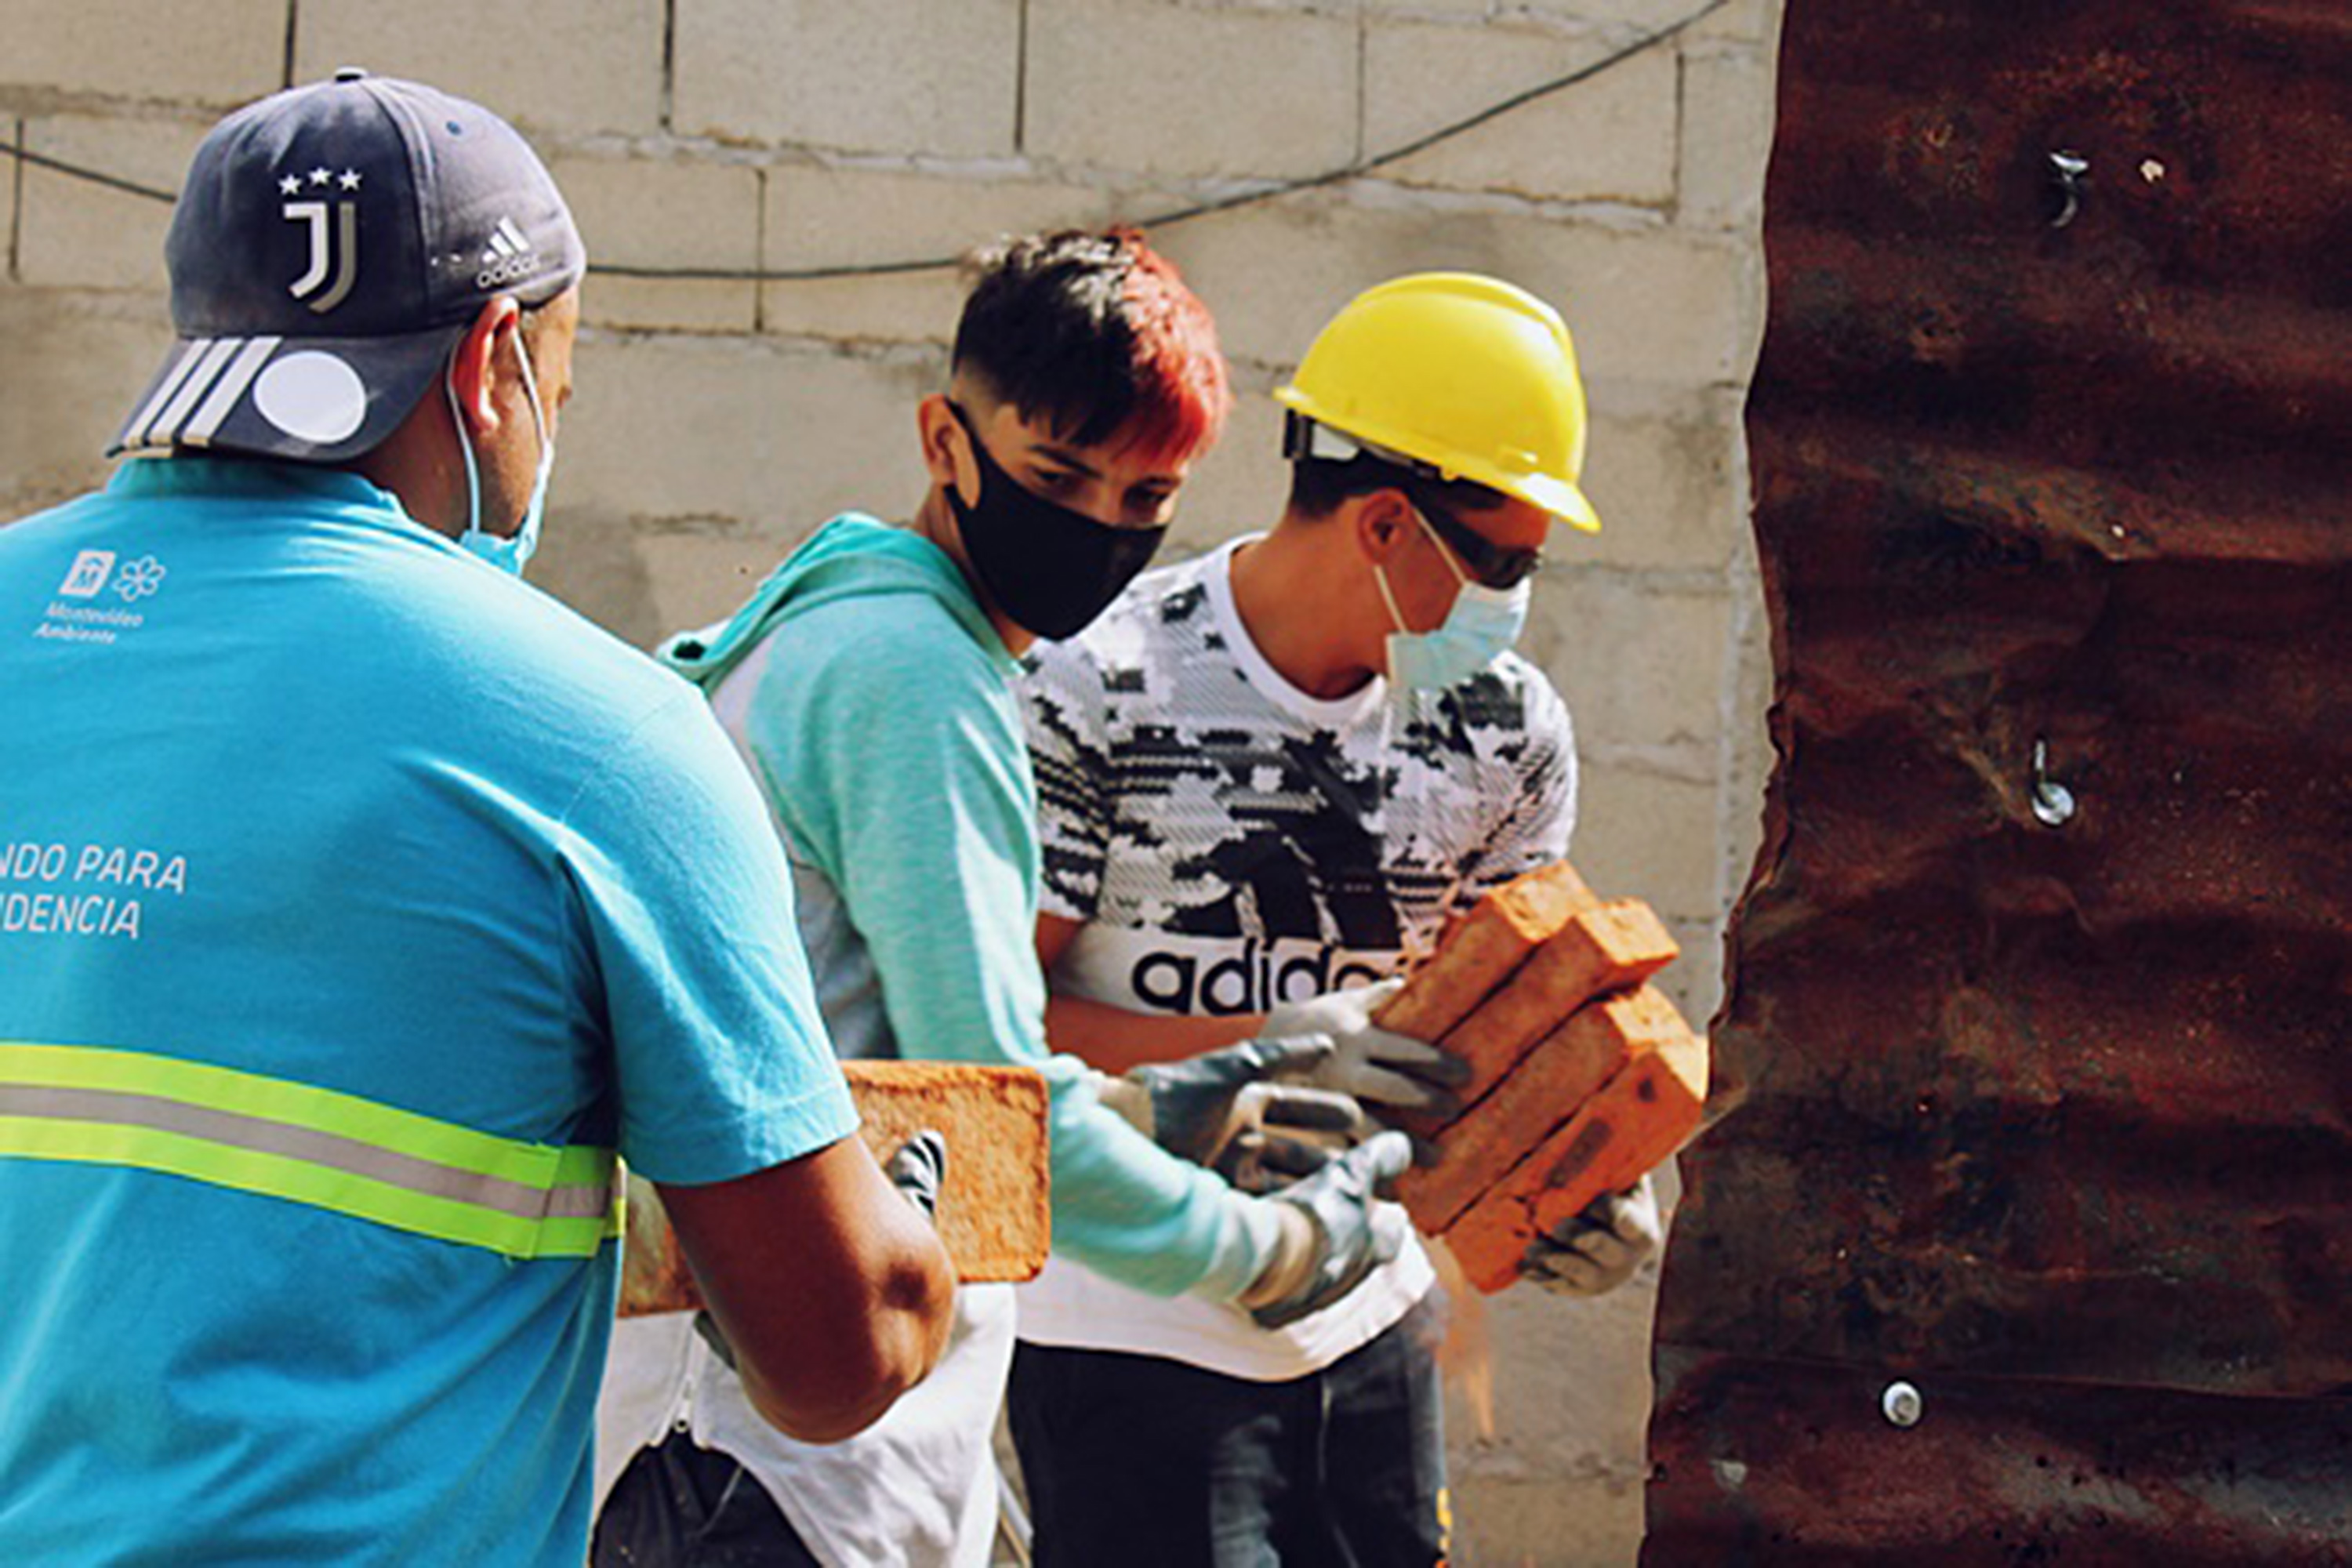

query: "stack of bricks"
(1382, 862), (1709, 1294)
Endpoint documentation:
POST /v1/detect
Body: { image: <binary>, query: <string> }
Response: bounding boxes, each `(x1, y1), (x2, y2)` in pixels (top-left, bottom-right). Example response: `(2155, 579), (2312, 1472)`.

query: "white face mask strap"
(1375, 504), (1466, 637)
(1411, 506), (1472, 590)
(446, 328), (554, 548)
(1372, 559), (1410, 634)
(512, 329), (554, 485)
(444, 358), (482, 539)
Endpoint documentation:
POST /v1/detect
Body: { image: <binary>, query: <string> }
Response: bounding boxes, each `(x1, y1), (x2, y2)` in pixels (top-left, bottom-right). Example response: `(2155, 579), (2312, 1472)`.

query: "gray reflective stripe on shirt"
(0, 1081), (613, 1222)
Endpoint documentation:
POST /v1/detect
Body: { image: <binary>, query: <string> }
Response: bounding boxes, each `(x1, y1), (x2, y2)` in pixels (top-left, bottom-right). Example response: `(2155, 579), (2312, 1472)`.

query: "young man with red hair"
(593, 230), (1412, 1567)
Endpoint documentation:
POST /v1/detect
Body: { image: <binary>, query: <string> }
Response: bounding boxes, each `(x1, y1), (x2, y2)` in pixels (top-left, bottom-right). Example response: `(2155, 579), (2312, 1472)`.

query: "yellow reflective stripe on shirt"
(0, 1042), (620, 1260)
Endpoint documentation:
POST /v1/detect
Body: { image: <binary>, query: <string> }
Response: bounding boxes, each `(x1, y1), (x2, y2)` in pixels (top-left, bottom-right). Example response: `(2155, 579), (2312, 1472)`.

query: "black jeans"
(1007, 1293), (1450, 1568)
(591, 1430), (823, 1568)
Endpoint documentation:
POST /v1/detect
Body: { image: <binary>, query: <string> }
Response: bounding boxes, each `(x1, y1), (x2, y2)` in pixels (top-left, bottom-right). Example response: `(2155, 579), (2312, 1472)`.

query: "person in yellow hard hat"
(1007, 273), (1663, 1566)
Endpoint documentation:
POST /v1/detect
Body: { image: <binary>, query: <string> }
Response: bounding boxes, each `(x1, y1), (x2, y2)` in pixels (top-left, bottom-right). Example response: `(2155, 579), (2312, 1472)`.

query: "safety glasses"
(1284, 412), (1544, 589)
(1414, 497), (1543, 590)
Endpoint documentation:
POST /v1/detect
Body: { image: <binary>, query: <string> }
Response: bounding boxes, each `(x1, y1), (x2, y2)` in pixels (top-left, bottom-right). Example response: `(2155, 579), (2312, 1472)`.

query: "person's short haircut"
(952, 229), (1230, 466)
(1287, 450), (1508, 522)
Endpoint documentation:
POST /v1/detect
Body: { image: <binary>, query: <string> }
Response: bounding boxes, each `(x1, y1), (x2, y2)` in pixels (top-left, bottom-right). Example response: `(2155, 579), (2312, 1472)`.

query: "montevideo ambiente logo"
(37, 553), (162, 646)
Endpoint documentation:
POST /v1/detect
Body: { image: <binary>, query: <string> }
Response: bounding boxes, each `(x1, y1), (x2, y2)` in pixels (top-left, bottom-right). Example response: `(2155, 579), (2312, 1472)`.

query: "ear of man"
(916, 392), (969, 502)
(1350, 486), (1420, 566)
(447, 296), (528, 443)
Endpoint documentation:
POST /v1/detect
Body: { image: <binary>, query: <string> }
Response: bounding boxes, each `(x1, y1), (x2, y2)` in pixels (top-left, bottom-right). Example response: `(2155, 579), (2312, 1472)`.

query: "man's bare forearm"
(661, 1135), (956, 1443)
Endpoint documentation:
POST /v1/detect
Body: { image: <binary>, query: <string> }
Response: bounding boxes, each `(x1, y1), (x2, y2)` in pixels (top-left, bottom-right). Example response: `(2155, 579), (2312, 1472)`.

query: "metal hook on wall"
(2030, 739), (2076, 827)
(2047, 150), (2090, 229)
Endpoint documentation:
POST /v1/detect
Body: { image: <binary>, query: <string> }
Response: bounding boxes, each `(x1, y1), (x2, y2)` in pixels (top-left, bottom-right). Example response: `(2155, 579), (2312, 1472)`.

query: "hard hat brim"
(1275, 386), (1601, 534)
(1519, 472), (1602, 535)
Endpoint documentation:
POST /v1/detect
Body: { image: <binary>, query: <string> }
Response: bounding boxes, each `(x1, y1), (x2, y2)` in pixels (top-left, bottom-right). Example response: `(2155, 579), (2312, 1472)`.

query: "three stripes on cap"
(485, 216), (530, 261)
(118, 336), (285, 455)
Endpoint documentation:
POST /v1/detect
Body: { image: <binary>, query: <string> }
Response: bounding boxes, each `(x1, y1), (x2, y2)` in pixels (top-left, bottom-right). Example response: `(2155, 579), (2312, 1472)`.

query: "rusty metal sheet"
(1646, 0), (2352, 1559)
(1648, 1352), (2352, 1566)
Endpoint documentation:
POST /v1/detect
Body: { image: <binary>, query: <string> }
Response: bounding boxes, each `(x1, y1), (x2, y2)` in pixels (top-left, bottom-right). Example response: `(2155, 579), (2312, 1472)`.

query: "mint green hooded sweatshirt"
(660, 515), (1276, 1300)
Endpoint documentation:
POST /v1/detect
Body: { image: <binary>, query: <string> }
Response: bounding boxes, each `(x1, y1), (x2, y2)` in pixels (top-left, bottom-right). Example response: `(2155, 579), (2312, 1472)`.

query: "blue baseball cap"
(111, 69), (585, 464)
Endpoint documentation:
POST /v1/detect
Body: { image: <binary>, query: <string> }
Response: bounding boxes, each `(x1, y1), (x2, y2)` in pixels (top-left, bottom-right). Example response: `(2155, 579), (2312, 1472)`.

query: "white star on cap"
(308, 167), (333, 187)
(338, 169), (362, 191)
(279, 176), (303, 196)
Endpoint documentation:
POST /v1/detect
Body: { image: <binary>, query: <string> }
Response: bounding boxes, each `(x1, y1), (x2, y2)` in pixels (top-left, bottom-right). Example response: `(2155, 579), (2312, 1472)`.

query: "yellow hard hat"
(1275, 272), (1599, 532)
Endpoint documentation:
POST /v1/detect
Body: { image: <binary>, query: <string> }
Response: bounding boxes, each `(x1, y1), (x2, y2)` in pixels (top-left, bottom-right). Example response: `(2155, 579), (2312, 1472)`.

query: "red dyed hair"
(1113, 233), (1232, 467)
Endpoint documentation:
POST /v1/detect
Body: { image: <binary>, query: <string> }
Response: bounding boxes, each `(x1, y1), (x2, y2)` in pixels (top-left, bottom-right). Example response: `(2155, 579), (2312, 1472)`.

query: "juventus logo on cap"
(281, 165), (363, 314)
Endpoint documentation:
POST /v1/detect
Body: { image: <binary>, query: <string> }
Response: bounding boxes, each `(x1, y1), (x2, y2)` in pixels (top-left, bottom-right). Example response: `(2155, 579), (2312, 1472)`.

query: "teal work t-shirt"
(0, 459), (858, 1566)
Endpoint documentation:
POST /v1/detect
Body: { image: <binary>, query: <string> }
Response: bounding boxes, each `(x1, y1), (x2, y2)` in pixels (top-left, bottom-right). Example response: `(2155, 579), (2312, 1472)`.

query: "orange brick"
(1374, 862), (1597, 1041)
(617, 1174), (698, 1316)
(619, 1061), (1051, 1316)
(840, 1061), (1051, 1282)
(1396, 984), (1689, 1233)
(1424, 899), (1678, 1128)
(1446, 1025), (1708, 1294)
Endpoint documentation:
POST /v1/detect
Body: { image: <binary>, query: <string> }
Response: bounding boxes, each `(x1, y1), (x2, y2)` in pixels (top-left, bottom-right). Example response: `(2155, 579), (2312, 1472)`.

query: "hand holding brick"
(1447, 1027), (1708, 1294)
(1396, 984), (1693, 1232)
(619, 1060), (1051, 1316)
(1367, 861), (1711, 1295)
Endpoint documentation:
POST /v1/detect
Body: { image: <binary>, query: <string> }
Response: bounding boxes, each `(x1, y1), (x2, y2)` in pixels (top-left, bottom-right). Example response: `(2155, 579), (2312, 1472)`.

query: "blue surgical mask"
(1374, 509), (1531, 691)
(446, 337), (556, 577)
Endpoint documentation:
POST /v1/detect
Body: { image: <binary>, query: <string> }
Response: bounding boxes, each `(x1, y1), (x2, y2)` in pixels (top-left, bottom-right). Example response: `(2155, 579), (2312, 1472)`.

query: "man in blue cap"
(0, 71), (953, 1566)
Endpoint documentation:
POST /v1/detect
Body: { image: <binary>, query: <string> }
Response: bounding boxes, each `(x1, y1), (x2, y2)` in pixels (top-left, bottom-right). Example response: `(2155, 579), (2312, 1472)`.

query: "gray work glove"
(1262, 978), (1470, 1115)
(1096, 1036), (1377, 1194)
(1521, 1174), (1661, 1298)
(884, 1127), (949, 1225)
(697, 1130), (949, 1369)
(1239, 1130), (1414, 1330)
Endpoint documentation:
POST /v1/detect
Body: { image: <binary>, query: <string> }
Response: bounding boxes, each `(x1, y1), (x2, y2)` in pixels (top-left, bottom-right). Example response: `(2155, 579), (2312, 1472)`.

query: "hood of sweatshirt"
(655, 513), (1014, 692)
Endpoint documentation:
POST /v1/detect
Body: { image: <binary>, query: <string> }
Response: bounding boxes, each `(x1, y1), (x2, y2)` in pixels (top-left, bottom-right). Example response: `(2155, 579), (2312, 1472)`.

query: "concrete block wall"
(0, 2), (1782, 1560)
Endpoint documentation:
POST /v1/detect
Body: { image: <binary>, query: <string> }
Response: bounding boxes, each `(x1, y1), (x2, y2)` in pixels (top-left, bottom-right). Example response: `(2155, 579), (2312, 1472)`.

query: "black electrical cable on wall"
(2, 0), (1731, 284)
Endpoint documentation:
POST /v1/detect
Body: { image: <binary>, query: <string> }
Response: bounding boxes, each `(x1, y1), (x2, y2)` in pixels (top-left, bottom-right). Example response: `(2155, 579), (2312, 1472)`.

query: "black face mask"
(946, 402), (1169, 641)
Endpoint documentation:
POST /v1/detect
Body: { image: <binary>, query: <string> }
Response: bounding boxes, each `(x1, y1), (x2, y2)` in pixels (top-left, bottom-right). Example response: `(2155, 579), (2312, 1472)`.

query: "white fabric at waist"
(597, 1283), (1015, 1568)
(1014, 1225), (1433, 1383)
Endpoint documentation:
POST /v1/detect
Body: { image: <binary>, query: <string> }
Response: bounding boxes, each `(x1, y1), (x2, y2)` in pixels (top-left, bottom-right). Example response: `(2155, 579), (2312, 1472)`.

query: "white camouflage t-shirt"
(1015, 535), (1577, 1381)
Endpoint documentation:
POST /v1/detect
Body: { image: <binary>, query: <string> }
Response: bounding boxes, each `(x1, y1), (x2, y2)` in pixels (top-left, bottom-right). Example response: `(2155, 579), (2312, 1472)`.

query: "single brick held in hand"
(1396, 983), (1691, 1233)
(619, 1060), (1051, 1316)
(1417, 899), (1679, 1133)
(842, 1060), (1052, 1282)
(1374, 861), (1598, 1042)
(1446, 1024), (1709, 1294)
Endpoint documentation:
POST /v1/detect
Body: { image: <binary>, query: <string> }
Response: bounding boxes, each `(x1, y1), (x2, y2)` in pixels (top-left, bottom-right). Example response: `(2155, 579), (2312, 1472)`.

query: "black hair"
(951, 230), (1169, 451)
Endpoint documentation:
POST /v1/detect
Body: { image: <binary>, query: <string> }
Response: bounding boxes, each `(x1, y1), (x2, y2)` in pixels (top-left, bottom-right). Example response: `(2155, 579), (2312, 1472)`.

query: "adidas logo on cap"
(477, 217), (545, 289)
